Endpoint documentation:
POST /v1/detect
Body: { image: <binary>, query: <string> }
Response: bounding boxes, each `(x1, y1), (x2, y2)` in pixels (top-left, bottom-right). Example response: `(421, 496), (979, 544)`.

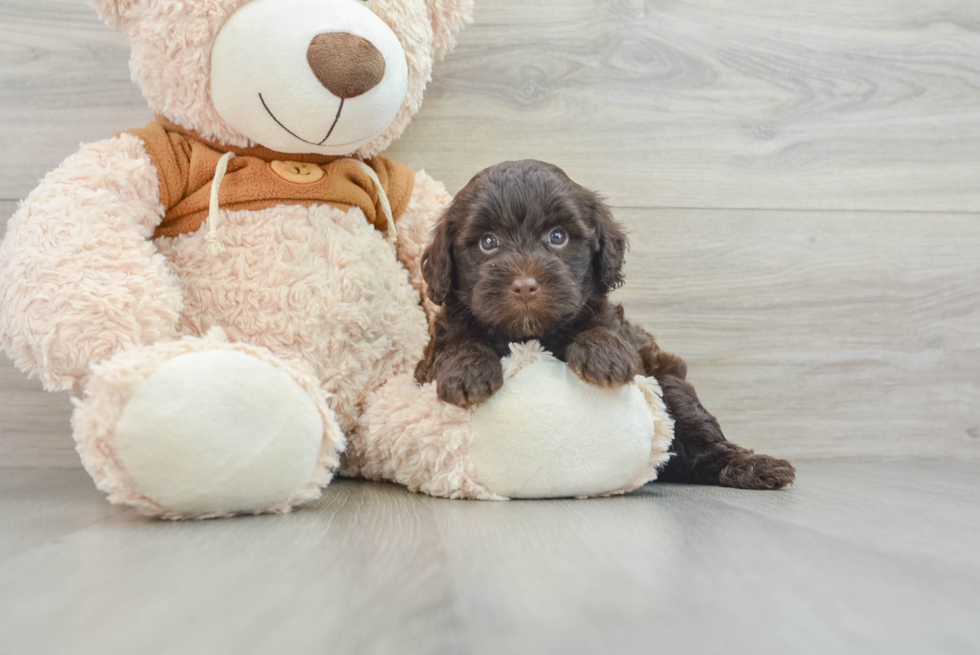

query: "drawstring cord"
(341, 158), (397, 245)
(206, 151), (236, 255)
(204, 153), (396, 256)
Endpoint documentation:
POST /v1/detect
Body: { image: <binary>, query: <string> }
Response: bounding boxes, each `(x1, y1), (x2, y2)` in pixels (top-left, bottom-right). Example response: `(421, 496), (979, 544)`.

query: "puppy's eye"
(548, 229), (568, 247)
(479, 234), (500, 253)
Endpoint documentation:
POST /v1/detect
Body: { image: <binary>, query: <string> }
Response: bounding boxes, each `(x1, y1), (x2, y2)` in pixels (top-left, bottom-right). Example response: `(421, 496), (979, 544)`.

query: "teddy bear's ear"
(90, 0), (141, 28)
(425, 0), (474, 61)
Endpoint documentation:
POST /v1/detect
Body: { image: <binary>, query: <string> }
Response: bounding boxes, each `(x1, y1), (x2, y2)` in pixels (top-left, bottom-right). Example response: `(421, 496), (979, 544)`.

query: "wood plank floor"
(1, 459), (978, 655)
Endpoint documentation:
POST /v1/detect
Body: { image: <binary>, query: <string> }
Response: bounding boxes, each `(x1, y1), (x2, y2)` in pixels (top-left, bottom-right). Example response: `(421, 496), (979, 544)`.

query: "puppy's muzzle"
(511, 277), (539, 303)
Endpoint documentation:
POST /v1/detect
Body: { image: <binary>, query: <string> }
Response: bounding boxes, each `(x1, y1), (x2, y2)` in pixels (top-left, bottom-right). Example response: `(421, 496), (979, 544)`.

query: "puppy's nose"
(511, 277), (539, 302)
(307, 33), (386, 99)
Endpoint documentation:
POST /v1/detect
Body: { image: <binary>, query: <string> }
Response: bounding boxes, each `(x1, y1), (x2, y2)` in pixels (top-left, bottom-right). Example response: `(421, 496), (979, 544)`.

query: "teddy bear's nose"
(306, 32), (387, 100)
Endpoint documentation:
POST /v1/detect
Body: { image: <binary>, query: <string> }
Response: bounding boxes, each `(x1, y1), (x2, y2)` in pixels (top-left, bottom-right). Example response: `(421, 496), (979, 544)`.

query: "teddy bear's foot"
(72, 331), (344, 519)
(351, 342), (676, 500)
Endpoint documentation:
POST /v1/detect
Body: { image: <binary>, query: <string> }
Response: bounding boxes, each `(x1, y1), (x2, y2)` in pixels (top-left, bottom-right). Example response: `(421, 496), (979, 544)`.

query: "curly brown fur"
(415, 159), (795, 489)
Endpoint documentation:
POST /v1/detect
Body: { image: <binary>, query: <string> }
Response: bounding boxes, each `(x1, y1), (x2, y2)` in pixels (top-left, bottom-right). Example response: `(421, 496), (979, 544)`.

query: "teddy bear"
(0, 0), (675, 518)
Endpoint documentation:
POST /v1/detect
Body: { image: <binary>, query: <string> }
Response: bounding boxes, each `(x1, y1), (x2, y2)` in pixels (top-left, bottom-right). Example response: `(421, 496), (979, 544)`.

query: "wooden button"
(270, 160), (325, 184)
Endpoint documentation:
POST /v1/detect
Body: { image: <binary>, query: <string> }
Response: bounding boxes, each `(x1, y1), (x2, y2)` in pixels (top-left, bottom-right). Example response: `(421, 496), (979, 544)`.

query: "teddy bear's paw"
(73, 341), (344, 518)
(469, 361), (659, 499)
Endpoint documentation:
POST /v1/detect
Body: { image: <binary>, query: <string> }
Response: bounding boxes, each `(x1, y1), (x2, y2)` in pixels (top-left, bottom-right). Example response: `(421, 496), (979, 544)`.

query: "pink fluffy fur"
(0, 0), (472, 517)
(90, 0), (473, 158)
(0, 134), (181, 391)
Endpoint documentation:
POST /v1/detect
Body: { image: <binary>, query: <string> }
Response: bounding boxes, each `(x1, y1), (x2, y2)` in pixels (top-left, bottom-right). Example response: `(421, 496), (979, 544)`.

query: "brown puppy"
(415, 160), (795, 490)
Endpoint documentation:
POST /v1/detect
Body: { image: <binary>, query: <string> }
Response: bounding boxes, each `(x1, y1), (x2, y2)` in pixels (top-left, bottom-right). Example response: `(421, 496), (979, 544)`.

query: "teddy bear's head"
(92, 0), (472, 158)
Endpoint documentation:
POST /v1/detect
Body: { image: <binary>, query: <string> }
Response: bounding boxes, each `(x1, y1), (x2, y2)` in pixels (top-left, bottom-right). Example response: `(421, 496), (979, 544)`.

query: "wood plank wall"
(1, 0), (978, 466)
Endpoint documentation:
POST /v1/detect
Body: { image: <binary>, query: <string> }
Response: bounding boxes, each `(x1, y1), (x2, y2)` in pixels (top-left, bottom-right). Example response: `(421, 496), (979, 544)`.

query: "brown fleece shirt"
(122, 116), (416, 239)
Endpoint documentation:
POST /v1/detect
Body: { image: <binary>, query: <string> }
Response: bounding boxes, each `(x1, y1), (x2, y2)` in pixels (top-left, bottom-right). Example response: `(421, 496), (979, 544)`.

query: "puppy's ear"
(421, 211), (456, 305)
(585, 191), (628, 290)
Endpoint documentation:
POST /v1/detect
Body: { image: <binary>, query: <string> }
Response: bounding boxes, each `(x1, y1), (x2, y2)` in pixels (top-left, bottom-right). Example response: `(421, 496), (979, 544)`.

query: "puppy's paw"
(566, 327), (640, 387)
(435, 356), (504, 408)
(719, 453), (796, 490)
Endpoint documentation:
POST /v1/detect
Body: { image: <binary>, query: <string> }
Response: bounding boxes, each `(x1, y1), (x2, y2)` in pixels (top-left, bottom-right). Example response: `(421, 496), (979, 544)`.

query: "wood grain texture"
(0, 1), (152, 201)
(1, 0), (979, 209)
(388, 0), (980, 209)
(614, 208), (980, 459)
(1, 461), (979, 655)
(0, 356), (75, 468)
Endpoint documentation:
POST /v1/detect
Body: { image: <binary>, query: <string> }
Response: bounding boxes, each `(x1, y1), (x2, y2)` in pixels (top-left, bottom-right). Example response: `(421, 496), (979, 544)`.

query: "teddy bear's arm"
(0, 134), (183, 392)
(393, 170), (452, 321)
